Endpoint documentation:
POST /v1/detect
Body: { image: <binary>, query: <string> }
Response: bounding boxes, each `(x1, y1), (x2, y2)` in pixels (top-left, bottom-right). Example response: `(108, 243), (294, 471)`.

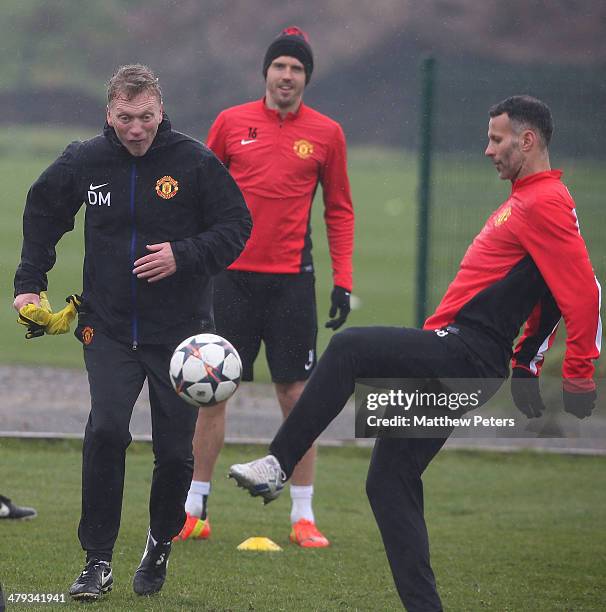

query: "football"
(169, 333), (242, 407)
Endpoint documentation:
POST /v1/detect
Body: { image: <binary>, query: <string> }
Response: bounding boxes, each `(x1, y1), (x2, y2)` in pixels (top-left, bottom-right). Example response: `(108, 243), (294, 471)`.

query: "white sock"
(185, 481), (211, 517)
(290, 485), (314, 524)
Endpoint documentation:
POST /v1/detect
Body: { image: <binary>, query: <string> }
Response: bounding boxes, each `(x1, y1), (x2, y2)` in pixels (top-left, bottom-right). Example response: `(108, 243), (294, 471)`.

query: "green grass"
(1, 127), (604, 381)
(0, 133), (417, 374)
(1, 439), (605, 610)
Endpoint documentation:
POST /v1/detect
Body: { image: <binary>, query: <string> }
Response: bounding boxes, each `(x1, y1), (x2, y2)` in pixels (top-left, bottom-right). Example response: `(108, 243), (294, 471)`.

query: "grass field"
(1, 128), (604, 611)
(0, 127), (418, 374)
(1, 438), (605, 611)
(2, 126), (605, 380)
(0, 127), (606, 381)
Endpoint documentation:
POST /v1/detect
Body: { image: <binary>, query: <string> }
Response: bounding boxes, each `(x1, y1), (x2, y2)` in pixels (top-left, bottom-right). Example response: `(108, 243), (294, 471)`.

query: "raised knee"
(326, 326), (363, 355)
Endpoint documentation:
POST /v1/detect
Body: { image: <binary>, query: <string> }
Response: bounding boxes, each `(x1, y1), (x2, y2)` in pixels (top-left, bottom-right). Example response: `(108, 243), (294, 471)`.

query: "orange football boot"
(290, 519), (330, 548)
(173, 512), (211, 541)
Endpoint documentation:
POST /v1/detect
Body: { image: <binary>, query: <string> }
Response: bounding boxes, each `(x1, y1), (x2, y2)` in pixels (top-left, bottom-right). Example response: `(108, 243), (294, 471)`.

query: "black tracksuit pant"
(269, 326), (508, 612)
(78, 329), (198, 561)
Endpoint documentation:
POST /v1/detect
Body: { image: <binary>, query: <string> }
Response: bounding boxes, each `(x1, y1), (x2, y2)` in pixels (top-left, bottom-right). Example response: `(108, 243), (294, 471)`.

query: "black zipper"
(129, 163), (139, 350)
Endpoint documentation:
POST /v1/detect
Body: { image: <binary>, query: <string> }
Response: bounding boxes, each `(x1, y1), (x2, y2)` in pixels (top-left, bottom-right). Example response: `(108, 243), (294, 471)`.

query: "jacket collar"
(511, 169), (562, 192)
(260, 97), (305, 121)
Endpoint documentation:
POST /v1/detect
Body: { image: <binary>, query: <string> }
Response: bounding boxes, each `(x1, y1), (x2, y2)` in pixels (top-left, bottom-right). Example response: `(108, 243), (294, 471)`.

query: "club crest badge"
(81, 326), (94, 345)
(494, 206), (512, 227)
(155, 176), (179, 200)
(293, 139), (314, 159)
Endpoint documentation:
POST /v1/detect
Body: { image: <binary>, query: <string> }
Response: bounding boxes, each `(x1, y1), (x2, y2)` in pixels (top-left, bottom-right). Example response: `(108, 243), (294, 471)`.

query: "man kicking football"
(228, 96), (601, 611)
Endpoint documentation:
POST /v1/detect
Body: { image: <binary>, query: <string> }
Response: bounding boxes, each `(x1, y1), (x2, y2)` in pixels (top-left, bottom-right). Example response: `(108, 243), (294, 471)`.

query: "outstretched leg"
(269, 326), (462, 475)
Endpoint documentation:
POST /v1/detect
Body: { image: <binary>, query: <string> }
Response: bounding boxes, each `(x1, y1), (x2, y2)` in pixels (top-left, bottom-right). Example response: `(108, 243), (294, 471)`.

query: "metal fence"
(416, 56), (606, 326)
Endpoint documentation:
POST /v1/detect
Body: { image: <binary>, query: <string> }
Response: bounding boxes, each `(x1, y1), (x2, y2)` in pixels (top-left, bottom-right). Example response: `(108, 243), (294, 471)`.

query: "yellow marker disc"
(237, 537), (282, 552)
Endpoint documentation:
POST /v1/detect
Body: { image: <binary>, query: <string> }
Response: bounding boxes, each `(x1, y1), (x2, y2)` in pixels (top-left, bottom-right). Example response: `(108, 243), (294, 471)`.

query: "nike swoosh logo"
(304, 350), (314, 371)
(101, 570), (111, 587)
(89, 183), (109, 190)
(0, 502), (9, 517)
(240, 139), (256, 145)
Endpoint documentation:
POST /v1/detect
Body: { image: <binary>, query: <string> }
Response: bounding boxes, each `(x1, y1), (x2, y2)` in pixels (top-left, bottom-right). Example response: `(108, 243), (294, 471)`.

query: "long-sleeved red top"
(425, 170), (601, 390)
(207, 98), (354, 291)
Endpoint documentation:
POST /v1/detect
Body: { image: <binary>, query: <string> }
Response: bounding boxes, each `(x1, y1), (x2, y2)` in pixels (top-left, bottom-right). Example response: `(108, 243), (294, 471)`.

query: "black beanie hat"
(262, 26), (314, 85)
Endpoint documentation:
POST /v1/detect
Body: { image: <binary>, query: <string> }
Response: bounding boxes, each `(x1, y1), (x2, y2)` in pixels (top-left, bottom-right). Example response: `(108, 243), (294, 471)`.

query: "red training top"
(207, 99), (354, 291)
(425, 170), (601, 390)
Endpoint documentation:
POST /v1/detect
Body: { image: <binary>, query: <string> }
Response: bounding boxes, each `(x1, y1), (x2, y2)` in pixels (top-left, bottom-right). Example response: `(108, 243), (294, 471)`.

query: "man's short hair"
(107, 64), (162, 105)
(489, 95), (554, 147)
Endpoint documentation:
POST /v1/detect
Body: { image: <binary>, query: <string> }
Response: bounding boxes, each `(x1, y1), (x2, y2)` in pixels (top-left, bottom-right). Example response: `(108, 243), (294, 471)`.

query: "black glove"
(563, 388), (596, 419)
(325, 286), (351, 331)
(511, 366), (545, 418)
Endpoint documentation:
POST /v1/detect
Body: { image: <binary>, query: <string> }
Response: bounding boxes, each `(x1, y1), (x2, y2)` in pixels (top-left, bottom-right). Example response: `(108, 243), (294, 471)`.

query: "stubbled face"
(485, 113), (525, 181)
(107, 91), (163, 156)
(265, 55), (306, 113)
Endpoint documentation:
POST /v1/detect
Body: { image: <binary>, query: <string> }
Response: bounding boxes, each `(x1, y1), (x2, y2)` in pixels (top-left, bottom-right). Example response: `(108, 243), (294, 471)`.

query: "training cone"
(237, 537), (283, 552)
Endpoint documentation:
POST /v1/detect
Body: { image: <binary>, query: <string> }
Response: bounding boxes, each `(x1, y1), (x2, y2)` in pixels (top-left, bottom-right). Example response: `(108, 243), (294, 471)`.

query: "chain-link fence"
(416, 56), (605, 379)
(420, 56), (606, 314)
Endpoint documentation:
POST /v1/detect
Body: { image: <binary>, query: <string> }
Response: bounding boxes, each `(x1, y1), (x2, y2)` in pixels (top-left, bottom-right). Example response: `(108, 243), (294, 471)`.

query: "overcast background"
(2, 0), (605, 155)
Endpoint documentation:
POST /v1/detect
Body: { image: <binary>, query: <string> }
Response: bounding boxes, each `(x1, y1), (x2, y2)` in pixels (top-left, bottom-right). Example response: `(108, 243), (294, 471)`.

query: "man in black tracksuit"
(228, 96), (601, 610)
(13, 64), (251, 600)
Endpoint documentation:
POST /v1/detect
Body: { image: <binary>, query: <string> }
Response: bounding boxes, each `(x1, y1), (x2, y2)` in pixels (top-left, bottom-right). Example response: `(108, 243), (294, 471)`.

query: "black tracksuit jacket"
(14, 116), (252, 347)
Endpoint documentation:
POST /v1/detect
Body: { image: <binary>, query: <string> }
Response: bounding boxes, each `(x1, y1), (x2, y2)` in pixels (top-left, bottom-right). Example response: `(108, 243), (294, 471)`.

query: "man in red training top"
(177, 27), (354, 547)
(228, 96), (601, 610)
